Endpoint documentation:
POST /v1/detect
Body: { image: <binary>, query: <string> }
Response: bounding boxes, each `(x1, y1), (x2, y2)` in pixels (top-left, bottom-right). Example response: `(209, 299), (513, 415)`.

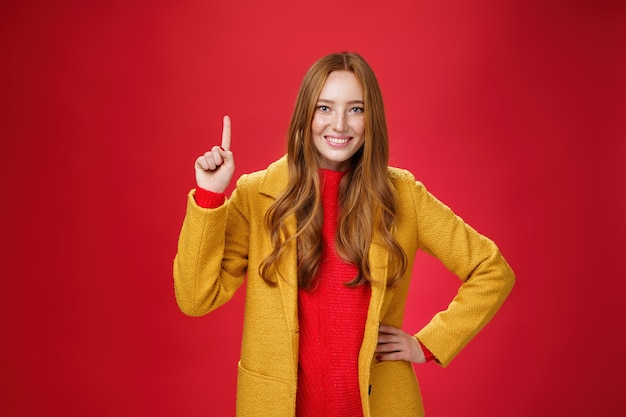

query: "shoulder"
(386, 166), (433, 213)
(387, 166), (426, 192)
(387, 166), (415, 182)
(235, 155), (288, 197)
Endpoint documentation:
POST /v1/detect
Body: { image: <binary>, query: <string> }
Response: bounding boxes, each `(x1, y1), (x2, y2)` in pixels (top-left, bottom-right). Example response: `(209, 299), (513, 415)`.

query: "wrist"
(194, 187), (225, 208)
(417, 339), (435, 362)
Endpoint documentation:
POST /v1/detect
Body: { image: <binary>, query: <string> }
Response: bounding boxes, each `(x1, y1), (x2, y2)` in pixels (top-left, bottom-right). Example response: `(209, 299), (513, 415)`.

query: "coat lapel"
(258, 156), (300, 336)
(358, 240), (389, 406)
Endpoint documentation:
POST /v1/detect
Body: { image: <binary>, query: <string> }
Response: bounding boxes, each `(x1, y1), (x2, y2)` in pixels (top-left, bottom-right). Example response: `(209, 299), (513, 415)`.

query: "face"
(311, 70), (365, 171)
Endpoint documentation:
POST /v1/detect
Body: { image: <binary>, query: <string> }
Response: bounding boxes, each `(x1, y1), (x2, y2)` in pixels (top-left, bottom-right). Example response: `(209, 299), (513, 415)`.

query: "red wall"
(2, 1), (625, 416)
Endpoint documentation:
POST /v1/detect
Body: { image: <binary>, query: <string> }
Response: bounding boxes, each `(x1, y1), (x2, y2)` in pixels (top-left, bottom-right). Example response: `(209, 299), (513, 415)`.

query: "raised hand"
(194, 115), (235, 193)
(375, 325), (426, 364)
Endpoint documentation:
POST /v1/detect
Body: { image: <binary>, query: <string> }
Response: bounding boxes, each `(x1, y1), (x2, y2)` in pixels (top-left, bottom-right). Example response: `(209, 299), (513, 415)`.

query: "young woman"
(174, 52), (515, 417)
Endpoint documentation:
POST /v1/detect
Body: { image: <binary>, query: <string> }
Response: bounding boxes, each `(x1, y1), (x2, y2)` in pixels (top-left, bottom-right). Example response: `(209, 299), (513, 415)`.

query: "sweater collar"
(258, 154), (399, 201)
(258, 155), (350, 199)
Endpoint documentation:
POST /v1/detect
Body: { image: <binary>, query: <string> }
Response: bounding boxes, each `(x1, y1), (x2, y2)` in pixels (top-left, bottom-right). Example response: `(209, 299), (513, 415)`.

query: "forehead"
(318, 70), (363, 100)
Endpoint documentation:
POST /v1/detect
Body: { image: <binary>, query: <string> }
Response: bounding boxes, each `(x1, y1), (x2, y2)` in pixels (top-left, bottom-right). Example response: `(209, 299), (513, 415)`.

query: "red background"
(2, 1), (625, 416)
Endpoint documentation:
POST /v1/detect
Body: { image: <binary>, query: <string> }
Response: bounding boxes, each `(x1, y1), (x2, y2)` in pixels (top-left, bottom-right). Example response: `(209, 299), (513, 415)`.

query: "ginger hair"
(259, 52), (407, 290)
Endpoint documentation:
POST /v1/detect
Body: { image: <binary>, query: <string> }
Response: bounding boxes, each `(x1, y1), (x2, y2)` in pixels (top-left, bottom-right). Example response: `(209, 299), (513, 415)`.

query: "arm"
(173, 185), (250, 317)
(173, 115), (248, 316)
(412, 181), (515, 367)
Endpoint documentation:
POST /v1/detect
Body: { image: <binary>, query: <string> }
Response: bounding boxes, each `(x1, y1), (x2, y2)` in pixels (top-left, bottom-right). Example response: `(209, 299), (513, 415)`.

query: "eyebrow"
(316, 98), (365, 105)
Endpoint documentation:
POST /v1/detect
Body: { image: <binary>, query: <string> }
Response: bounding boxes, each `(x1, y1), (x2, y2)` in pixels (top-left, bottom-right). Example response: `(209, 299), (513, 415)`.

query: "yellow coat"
(174, 156), (514, 416)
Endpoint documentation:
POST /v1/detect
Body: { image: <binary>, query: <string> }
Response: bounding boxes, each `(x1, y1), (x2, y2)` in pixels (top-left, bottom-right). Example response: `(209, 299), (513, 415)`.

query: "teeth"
(326, 136), (349, 144)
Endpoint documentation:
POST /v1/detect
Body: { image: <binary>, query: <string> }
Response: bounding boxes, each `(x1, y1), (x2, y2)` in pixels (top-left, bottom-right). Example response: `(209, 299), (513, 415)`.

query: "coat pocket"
(368, 360), (424, 417)
(236, 361), (295, 416)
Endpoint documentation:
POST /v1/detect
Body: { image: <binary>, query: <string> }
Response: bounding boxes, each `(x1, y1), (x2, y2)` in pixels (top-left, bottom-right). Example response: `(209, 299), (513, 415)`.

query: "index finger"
(221, 115), (231, 151)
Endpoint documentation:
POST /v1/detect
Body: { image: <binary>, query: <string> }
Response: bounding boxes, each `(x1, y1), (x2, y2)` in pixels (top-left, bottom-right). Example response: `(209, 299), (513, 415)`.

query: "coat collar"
(258, 155), (289, 199)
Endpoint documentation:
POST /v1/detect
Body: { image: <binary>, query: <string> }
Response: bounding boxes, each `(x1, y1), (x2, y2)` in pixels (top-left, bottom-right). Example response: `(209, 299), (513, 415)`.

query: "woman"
(174, 52), (515, 416)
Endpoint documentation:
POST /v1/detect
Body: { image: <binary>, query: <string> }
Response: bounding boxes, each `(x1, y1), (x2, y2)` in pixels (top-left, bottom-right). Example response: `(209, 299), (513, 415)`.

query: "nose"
(332, 112), (347, 131)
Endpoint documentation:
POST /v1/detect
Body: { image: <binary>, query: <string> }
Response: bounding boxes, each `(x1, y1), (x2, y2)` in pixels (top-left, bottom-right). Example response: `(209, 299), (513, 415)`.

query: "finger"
(375, 342), (402, 353)
(199, 150), (219, 170)
(377, 334), (399, 344)
(376, 351), (407, 362)
(211, 146), (224, 166)
(195, 154), (214, 171)
(378, 325), (401, 335)
(221, 115), (231, 151)
(195, 155), (207, 170)
(204, 154), (217, 171)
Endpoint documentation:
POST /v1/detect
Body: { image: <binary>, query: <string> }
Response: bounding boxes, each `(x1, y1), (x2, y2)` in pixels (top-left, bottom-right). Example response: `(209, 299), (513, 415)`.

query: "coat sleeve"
(411, 180), (515, 367)
(173, 176), (251, 317)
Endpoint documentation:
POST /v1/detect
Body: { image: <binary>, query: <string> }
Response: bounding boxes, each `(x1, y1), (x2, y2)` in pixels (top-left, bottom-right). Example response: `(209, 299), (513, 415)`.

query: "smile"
(325, 136), (351, 145)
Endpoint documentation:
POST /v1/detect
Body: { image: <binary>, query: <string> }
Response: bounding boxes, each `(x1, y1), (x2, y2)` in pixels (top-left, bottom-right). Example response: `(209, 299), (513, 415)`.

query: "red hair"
(260, 52), (407, 290)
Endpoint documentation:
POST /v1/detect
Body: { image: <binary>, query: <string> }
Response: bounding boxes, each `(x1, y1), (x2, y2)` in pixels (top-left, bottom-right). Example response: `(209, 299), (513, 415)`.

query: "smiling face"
(311, 70), (366, 171)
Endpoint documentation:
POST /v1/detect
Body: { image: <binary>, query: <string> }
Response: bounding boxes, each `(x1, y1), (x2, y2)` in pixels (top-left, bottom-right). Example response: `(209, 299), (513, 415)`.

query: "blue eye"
(349, 107), (364, 113)
(317, 105), (330, 112)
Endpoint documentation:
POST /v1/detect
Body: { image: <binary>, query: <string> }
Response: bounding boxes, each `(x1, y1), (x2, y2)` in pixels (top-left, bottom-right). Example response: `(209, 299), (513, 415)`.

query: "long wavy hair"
(259, 52), (407, 290)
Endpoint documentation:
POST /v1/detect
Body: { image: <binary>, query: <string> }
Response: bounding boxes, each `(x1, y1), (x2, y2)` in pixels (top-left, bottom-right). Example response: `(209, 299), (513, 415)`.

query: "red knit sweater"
(295, 169), (370, 416)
